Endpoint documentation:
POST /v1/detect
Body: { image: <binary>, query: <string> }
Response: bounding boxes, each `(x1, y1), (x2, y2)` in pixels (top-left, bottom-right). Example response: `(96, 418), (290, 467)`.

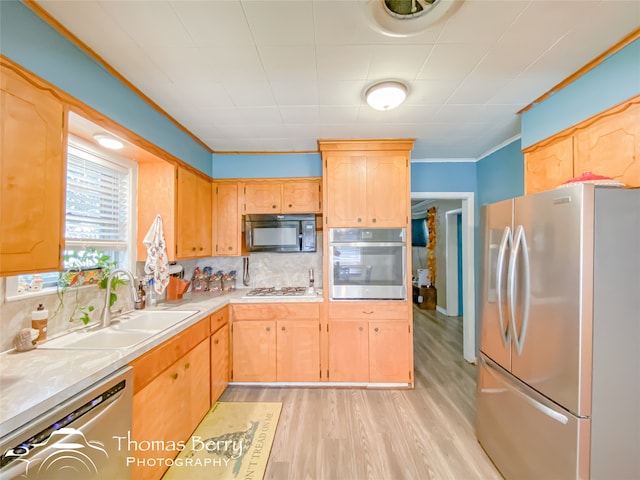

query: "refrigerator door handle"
(509, 225), (531, 356)
(482, 356), (569, 425)
(496, 226), (512, 346)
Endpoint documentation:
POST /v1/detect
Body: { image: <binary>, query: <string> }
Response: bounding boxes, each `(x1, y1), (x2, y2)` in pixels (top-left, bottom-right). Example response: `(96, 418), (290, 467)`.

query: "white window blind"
(65, 145), (129, 252)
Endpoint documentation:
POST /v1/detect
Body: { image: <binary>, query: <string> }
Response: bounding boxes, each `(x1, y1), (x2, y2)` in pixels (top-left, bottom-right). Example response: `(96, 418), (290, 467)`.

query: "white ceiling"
(37, 0), (639, 160)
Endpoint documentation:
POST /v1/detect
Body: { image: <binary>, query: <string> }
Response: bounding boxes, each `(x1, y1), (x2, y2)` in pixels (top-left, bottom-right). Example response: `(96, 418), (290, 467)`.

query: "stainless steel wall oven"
(328, 228), (406, 300)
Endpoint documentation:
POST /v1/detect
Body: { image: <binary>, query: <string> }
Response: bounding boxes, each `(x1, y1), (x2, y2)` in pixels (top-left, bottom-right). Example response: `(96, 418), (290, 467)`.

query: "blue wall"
(0, 0), (212, 175)
(410, 161), (477, 193)
(476, 139), (524, 205)
(213, 153), (322, 178)
(521, 38), (640, 148)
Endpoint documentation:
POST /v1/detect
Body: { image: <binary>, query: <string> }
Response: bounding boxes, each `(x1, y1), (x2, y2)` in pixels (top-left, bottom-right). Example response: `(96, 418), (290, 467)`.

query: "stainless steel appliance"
(244, 286), (308, 297)
(328, 228), (406, 300)
(0, 367), (133, 480)
(245, 214), (316, 253)
(476, 184), (640, 479)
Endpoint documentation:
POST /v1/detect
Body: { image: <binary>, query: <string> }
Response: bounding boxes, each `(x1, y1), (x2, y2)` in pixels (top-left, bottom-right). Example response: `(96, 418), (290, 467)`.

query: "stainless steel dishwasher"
(0, 367), (133, 480)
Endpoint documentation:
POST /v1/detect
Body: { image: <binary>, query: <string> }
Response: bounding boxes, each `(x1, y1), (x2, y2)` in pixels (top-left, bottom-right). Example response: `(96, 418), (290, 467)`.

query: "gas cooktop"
(244, 286), (308, 297)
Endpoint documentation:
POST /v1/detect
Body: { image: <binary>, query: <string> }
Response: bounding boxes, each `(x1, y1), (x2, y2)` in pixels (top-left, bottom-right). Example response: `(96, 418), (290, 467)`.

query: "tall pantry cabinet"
(318, 139), (415, 386)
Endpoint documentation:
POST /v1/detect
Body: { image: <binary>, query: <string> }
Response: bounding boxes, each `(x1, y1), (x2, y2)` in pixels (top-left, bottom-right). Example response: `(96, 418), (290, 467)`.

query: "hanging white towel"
(143, 214), (170, 294)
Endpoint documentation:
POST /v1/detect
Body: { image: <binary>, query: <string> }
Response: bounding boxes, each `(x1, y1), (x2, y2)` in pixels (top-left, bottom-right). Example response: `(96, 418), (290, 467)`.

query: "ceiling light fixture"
(93, 133), (124, 150)
(365, 81), (408, 111)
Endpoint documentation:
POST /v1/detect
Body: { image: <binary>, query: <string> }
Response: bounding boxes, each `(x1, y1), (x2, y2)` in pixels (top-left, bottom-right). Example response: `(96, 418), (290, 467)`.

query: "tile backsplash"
(0, 235), (323, 352)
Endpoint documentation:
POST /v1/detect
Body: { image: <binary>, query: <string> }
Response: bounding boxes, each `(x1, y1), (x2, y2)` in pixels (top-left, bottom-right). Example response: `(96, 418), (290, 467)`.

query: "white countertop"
(0, 289), (323, 438)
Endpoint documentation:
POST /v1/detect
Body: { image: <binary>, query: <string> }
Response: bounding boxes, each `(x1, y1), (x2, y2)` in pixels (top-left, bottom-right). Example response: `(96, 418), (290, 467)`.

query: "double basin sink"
(39, 310), (199, 350)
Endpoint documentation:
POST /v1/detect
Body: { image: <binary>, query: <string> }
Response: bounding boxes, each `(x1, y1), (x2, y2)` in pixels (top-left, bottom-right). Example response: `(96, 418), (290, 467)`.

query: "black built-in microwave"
(245, 214), (316, 253)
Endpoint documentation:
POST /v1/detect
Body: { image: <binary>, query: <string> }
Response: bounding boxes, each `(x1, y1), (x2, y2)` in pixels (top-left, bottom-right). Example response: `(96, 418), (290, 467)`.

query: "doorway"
(411, 192), (476, 363)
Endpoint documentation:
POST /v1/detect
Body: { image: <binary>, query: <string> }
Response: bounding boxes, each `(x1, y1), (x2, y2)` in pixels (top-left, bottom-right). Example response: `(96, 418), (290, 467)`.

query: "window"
(6, 136), (136, 299)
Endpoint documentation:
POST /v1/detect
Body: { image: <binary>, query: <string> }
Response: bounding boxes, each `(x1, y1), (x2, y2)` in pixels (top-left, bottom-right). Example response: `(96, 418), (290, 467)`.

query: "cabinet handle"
(266, 327), (271, 332)
(281, 326), (286, 331)
(214, 339), (219, 345)
(372, 218), (377, 223)
(228, 246), (233, 251)
(184, 362), (190, 370)
(272, 204), (276, 209)
(191, 246), (196, 251)
(358, 326), (364, 332)
(357, 217), (362, 223)
(374, 327), (379, 332)
(288, 203), (293, 208)
(363, 311), (374, 314)
(199, 246), (204, 251)
(171, 372), (178, 380)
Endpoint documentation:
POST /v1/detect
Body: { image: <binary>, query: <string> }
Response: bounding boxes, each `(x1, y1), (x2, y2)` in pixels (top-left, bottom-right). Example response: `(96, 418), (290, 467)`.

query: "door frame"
(445, 208), (462, 317)
(411, 192), (476, 363)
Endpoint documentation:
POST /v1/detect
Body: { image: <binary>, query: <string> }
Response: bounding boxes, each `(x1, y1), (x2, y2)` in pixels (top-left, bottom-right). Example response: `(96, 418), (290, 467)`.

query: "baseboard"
(436, 305), (447, 315)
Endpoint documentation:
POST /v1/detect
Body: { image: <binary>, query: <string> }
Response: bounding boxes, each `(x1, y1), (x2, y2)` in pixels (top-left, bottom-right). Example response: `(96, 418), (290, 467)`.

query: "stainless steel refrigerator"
(476, 183), (640, 479)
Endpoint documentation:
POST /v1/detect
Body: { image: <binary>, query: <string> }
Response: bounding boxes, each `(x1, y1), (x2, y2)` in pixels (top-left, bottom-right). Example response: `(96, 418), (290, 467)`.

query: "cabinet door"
(1, 63), (65, 275)
(213, 182), (241, 256)
(524, 137), (574, 194)
(196, 176), (212, 257)
(325, 155), (367, 227)
(328, 321), (369, 382)
(232, 321), (276, 382)
(211, 323), (230, 403)
(283, 179), (321, 213)
(243, 181), (282, 213)
(176, 167), (198, 258)
(276, 320), (320, 382)
(366, 155), (408, 227)
(369, 322), (412, 383)
(186, 339), (211, 433)
(574, 102), (640, 188)
(132, 360), (190, 480)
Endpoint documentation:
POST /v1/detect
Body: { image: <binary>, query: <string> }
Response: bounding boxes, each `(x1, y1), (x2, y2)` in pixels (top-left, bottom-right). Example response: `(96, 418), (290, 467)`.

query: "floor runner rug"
(162, 402), (282, 480)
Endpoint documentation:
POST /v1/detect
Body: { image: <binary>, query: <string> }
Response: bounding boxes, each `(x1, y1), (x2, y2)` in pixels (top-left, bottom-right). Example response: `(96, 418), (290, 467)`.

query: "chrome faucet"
(101, 268), (139, 328)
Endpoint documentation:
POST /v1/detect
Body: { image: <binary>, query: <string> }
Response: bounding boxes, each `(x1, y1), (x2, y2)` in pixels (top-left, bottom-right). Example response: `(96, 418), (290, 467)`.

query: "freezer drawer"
(476, 355), (590, 480)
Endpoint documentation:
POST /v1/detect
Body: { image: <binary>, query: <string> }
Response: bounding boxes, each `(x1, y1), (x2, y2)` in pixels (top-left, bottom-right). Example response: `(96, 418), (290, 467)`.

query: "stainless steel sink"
(39, 309), (199, 350)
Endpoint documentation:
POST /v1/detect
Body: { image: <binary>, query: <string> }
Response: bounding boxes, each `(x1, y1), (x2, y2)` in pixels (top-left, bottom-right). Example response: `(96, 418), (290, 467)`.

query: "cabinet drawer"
(232, 303), (320, 320)
(328, 302), (409, 320)
(129, 316), (210, 393)
(210, 306), (229, 333)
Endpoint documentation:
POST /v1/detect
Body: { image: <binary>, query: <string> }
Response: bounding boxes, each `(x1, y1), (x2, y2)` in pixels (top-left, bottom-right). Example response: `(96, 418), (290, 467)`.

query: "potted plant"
(54, 249), (126, 324)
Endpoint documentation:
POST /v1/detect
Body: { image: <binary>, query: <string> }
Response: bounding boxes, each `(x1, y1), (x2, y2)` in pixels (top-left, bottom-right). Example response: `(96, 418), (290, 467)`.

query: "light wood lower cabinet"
(129, 318), (211, 480)
(210, 305), (230, 403)
(230, 303), (321, 382)
(328, 302), (413, 384)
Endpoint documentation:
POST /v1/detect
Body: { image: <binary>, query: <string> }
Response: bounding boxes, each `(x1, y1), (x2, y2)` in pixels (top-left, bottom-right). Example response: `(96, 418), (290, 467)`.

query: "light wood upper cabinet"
(212, 181), (243, 256)
(574, 102), (640, 188)
(176, 167), (211, 258)
(283, 179), (322, 213)
(1, 61), (66, 276)
(243, 181), (282, 213)
(524, 97), (640, 194)
(320, 140), (413, 228)
(242, 178), (322, 214)
(524, 136), (574, 194)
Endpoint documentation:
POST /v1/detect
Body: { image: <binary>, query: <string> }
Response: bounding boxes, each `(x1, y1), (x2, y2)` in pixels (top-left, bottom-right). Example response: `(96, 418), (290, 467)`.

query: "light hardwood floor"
(219, 306), (502, 480)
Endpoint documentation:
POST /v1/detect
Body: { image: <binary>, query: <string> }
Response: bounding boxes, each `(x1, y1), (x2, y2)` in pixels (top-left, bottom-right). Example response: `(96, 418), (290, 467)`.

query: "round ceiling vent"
(362, 0), (464, 37)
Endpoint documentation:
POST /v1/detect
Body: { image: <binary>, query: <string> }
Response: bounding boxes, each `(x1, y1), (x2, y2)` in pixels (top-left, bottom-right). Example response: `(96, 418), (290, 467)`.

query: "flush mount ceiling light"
(93, 133), (124, 150)
(362, 0), (464, 37)
(365, 81), (408, 111)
